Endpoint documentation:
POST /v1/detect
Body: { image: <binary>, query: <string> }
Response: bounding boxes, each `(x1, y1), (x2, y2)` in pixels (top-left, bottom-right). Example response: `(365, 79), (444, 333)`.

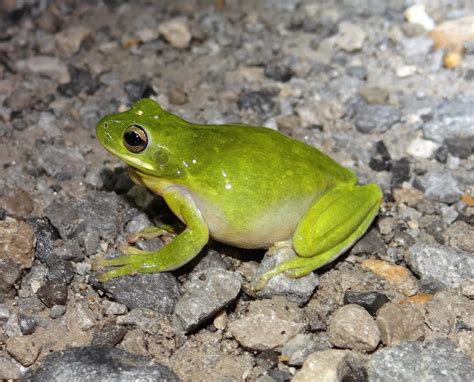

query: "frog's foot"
(266, 240), (293, 257)
(127, 223), (180, 244)
(253, 256), (310, 291)
(94, 247), (151, 281)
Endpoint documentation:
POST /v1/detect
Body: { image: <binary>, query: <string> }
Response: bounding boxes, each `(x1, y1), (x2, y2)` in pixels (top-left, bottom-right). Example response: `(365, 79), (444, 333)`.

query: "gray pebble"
(49, 305), (67, 319)
(38, 145), (87, 180)
(22, 346), (180, 382)
(407, 242), (474, 288)
(368, 339), (473, 382)
(173, 268), (241, 332)
(354, 104), (401, 134)
(423, 96), (474, 143)
(45, 190), (137, 242)
(417, 170), (463, 204)
(102, 272), (180, 316)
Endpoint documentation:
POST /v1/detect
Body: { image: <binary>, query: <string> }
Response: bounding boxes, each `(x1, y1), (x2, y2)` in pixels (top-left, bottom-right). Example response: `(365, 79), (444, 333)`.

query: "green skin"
(95, 98), (383, 289)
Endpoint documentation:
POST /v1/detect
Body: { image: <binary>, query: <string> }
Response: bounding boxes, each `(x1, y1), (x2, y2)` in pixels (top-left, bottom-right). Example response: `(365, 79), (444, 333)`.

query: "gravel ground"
(1, 0), (473, 381)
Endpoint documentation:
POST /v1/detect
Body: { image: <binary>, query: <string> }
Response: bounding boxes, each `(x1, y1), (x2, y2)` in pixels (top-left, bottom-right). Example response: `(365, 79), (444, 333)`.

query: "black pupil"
(124, 130), (143, 147)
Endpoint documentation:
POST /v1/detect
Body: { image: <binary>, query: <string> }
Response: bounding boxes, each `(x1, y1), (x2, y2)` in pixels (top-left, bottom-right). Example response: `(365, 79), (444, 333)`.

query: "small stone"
(173, 268), (241, 332)
(444, 136), (474, 159)
(55, 26), (91, 56)
(26, 217), (59, 263)
(361, 260), (418, 296)
(422, 97), (474, 143)
(392, 188), (424, 207)
(376, 302), (425, 345)
(18, 315), (37, 335)
(359, 86), (389, 105)
(91, 325), (128, 347)
(119, 328), (148, 356)
(417, 170), (463, 204)
(168, 87), (188, 105)
(0, 304), (10, 322)
(74, 262), (91, 276)
(15, 56), (70, 83)
(343, 291), (390, 315)
(369, 140), (392, 172)
(0, 355), (21, 380)
(351, 229), (387, 257)
(0, 219), (35, 269)
(103, 300), (128, 316)
(293, 350), (354, 382)
(264, 62), (293, 82)
(368, 339), (473, 382)
(22, 346), (180, 381)
(102, 272), (179, 316)
(281, 334), (321, 366)
(334, 22), (366, 52)
(6, 335), (42, 366)
(55, 241), (84, 262)
(423, 291), (473, 340)
(45, 190), (136, 243)
(124, 79), (155, 102)
(328, 304), (380, 352)
(191, 249), (229, 274)
(446, 221), (474, 252)
(37, 280), (68, 307)
(49, 304), (66, 319)
(406, 138), (439, 159)
(404, 5), (434, 31)
(37, 111), (61, 138)
(45, 255), (74, 284)
(254, 246), (319, 305)
(0, 187), (34, 217)
(38, 145), (87, 180)
(159, 18), (192, 49)
(390, 158), (410, 188)
(461, 279), (474, 299)
(57, 65), (99, 98)
(443, 51), (462, 69)
(238, 90), (275, 116)
(396, 65), (417, 78)
(228, 297), (304, 351)
(407, 243), (474, 289)
(354, 104), (401, 134)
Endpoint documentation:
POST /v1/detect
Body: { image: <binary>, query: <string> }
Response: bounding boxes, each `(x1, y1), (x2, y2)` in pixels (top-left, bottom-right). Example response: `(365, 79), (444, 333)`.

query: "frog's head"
(96, 98), (185, 177)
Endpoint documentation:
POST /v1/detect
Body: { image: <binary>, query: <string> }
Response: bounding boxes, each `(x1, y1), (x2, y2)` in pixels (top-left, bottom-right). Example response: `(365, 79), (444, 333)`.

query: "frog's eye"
(123, 125), (148, 153)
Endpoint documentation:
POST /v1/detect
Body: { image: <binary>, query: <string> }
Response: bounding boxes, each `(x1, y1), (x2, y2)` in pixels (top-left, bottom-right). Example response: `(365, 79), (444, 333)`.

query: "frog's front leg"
(254, 183), (382, 290)
(96, 187), (208, 282)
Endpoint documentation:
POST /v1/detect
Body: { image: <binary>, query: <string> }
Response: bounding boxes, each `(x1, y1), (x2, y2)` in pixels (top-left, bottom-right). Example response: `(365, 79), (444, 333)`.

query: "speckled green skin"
(95, 99), (382, 288)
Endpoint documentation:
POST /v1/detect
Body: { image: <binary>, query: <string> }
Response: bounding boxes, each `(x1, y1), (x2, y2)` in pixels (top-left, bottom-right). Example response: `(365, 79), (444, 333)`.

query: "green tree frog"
(95, 98), (383, 289)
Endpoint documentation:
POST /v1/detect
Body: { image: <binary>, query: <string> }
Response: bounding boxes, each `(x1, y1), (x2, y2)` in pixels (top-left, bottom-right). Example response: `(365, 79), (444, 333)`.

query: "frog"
(95, 98), (383, 290)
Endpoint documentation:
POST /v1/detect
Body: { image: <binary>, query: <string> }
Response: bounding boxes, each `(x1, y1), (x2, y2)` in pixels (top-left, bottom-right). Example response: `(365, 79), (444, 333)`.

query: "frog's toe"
(283, 267), (312, 279)
(127, 224), (180, 244)
(119, 243), (148, 255)
(96, 265), (139, 282)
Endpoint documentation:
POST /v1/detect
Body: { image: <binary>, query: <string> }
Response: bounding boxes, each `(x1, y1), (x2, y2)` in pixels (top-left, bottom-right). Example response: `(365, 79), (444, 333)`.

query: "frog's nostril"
(104, 122), (109, 129)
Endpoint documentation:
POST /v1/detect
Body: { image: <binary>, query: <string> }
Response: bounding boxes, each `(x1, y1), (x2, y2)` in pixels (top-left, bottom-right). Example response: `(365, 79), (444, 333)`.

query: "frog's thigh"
(292, 182), (382, 265)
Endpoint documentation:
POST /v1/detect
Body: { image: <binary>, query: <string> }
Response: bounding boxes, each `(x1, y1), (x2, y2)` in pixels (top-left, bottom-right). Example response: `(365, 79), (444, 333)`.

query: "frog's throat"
(127, 167), (173, 195)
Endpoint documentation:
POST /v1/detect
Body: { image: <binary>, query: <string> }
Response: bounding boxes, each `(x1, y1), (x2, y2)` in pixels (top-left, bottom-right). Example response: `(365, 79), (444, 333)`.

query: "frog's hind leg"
(254, 183), (382, 291)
